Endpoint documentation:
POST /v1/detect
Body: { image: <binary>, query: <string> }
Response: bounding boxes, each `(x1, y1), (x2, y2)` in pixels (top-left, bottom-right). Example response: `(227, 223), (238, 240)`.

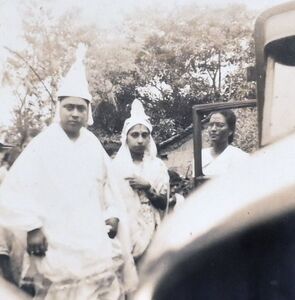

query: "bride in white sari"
(113, 100), (169, 261)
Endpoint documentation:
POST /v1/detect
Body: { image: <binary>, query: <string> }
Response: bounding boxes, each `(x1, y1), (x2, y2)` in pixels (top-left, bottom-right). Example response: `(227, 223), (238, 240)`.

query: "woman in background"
(202, 109), (249, 177)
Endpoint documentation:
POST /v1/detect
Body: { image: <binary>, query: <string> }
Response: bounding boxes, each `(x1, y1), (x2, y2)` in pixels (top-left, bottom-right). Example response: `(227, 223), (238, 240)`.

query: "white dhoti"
(0, 124), (136, 299)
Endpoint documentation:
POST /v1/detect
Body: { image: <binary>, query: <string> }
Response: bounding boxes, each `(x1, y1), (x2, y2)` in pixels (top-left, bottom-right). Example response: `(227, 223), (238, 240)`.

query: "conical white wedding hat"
(57, 43), (92, 102)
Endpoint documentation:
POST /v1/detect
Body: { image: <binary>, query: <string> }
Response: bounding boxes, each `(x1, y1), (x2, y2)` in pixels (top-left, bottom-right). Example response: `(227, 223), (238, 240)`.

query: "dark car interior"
(152, 210), (295, 300)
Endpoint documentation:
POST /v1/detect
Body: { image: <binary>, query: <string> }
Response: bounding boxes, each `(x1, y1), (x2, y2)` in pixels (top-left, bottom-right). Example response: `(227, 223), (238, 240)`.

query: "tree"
(109, 4), (257, 141)
(2, 1), (104, 144)
(2, 1), (257, 148)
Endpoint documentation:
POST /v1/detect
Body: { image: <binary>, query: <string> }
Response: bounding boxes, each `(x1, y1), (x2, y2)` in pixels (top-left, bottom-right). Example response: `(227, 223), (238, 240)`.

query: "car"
(134, 2), (295, 299)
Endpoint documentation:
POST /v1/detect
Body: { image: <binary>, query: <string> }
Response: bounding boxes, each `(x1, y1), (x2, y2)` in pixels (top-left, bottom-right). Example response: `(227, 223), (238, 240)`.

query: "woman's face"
(208, 113), (232, 146)
(127, 124), (150, 155)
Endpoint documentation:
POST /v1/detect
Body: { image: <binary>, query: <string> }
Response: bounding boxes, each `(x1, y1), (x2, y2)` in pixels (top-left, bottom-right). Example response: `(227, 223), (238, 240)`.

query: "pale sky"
(0, 0), (289, 126)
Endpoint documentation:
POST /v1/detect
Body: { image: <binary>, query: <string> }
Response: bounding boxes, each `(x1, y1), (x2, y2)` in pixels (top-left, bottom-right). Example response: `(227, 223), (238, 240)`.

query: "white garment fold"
(0, 124), (118, 283)
(202, 145), (249, 177)
(113, 140), (169, 258)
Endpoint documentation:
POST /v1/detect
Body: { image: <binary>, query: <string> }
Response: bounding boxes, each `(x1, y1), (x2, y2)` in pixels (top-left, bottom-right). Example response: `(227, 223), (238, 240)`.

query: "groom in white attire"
(0, 45), (129, 299)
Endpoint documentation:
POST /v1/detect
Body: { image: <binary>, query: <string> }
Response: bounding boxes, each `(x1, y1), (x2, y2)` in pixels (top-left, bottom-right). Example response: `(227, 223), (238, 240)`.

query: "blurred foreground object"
(0, 276), (31, 299)
(134, 2), (295, 299)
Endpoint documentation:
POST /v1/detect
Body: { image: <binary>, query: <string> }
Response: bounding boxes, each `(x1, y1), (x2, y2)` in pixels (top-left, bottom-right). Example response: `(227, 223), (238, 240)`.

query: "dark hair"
(58, 96), (89, 105)
(127, 124), (151, 135)
(209, 109), (236, 144)
(58, 96), (66, 102)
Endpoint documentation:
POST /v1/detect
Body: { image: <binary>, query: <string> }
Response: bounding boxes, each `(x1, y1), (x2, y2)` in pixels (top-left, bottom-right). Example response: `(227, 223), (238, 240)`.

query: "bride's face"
(127, 124), (150, 155)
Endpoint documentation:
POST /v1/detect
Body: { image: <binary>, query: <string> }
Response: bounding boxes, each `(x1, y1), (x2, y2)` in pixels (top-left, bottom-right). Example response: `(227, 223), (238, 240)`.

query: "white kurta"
(0, 123), (117, 284)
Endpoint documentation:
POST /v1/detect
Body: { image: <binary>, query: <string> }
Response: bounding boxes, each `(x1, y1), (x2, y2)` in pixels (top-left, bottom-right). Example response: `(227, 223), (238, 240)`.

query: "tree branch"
(4, 46), (55, 104)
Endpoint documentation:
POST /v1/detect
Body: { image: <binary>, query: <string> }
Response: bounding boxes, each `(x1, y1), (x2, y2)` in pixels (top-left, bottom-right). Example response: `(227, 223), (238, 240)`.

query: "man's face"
(208, 113), (232, 145)
(126, 124), (150, 155)
(59, 97), (88, 138)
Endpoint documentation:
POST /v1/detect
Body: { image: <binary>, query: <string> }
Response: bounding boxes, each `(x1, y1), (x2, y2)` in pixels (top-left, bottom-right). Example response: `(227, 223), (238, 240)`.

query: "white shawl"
(113, 100), (169, 257)
(0, 123), (119, 282)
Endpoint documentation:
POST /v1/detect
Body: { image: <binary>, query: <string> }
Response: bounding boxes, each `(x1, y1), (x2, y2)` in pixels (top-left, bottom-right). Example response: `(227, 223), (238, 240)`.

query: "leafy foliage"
(93, 4), (257, 143)
(2, 2), (258, 153)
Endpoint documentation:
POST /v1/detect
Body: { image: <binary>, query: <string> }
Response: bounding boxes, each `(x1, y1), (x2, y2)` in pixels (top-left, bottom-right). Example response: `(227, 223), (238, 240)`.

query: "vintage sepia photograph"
(0, 0), (294, 298)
